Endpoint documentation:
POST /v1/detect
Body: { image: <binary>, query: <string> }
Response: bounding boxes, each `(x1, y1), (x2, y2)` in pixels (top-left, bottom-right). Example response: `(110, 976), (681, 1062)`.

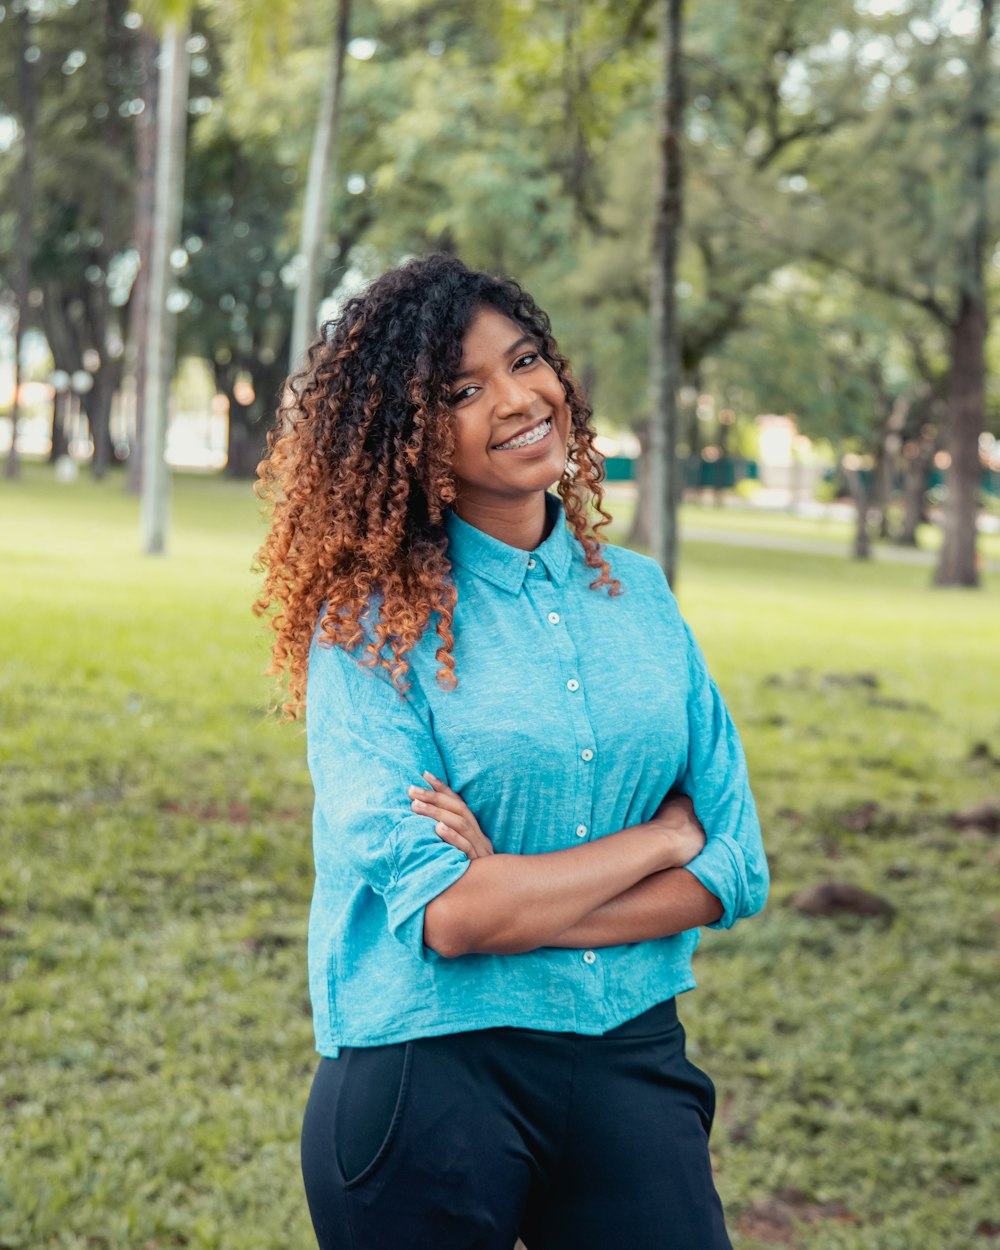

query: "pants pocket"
(334, 1041), (413, 1189)
(682, 1052), (717, 1136)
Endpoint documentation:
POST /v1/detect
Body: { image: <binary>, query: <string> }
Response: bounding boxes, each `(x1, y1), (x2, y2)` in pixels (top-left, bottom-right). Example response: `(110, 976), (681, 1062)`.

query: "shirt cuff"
(684, 833), (747, 930)
(383, 819), (472, 963)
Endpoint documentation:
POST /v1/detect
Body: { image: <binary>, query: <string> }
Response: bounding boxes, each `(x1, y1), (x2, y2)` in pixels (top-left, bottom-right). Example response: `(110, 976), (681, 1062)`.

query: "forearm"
(423, 824), (674, 957)
(546, 867), (724, 947)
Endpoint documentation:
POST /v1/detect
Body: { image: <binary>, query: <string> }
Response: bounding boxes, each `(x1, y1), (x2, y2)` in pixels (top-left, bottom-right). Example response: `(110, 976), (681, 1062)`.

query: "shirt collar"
(444, 491), (574, 594)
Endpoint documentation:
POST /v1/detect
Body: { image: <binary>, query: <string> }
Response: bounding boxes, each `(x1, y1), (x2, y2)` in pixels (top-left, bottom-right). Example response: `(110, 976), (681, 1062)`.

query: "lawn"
(2, 466), (998, 1249)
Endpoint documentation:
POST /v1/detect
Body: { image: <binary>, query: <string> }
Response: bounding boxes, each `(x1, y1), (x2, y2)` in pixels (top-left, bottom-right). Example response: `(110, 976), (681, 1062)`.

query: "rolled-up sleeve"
(677, 619), (769, 929)
(306, 634), (470, 962)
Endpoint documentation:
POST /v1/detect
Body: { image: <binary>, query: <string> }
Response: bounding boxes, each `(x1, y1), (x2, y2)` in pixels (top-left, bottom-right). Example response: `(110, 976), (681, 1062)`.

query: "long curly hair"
(253, 253), (621, 718)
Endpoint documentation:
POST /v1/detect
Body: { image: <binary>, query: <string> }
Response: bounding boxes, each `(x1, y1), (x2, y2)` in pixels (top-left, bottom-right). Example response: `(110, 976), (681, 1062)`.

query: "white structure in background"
(754, 414), (823, 508)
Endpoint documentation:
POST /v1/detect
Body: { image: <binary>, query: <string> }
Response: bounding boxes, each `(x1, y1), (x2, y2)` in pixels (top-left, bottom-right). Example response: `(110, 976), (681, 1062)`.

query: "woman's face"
(446, 307), (572, 512)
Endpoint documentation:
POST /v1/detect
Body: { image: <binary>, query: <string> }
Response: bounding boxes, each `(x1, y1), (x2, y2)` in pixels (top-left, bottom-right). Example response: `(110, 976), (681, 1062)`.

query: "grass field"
(2, 466), (998, 1249)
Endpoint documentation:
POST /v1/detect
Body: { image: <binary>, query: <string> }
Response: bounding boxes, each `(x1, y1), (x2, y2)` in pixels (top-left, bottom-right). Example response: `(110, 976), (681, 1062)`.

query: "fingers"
(408, 787), (470, 824)
(434, 821), (484, 860)
(409, 773), (494, 857)
(418, 800), (494, 855)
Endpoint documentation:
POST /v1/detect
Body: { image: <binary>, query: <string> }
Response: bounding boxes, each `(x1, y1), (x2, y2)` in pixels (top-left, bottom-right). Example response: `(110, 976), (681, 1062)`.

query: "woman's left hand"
(408, 772), (495, 860)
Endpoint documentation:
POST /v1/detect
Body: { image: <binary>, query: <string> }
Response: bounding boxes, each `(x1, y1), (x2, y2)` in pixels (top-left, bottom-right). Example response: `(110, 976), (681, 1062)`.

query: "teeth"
(494, 418), (551, 451)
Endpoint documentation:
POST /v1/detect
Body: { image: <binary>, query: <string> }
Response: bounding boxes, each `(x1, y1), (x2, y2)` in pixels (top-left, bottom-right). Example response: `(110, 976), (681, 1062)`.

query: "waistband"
(601, 997), (679, 1039)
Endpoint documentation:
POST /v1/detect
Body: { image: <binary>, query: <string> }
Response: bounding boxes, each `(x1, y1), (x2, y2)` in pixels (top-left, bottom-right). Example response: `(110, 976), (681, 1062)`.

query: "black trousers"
(300, 998), (733, 1250)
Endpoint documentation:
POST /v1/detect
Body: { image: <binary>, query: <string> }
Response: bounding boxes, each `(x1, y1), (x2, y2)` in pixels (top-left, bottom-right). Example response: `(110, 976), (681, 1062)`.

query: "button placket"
(525, 578), (596, 853)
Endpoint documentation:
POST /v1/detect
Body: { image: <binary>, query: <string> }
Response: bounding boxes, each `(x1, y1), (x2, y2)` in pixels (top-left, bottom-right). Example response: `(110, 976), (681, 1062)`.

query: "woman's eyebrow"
(453, 335), (536, 381)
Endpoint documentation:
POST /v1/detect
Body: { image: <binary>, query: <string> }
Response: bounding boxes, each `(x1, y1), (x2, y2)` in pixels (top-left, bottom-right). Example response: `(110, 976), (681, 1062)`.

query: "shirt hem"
(312, 979), (699, 1057)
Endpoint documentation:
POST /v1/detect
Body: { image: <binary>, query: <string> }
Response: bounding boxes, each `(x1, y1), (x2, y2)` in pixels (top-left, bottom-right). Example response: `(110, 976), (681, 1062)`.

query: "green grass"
(2, 465), (998, 1249)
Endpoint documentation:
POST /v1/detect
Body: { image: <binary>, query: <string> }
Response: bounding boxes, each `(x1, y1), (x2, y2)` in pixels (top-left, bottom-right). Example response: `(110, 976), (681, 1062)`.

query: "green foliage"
(2, 468), (998, 1248)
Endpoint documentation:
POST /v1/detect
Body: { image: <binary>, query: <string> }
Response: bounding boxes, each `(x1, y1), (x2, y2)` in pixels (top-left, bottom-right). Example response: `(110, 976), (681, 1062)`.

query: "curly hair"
(253, 253), (622, 718)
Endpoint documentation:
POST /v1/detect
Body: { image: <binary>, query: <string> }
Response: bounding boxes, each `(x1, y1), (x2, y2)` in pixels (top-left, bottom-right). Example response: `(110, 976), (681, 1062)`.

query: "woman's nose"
(493, 372), (534, 417)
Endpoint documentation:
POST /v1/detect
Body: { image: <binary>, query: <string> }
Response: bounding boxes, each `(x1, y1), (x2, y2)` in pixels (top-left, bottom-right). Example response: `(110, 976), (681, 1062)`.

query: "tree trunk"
(40, 282), (84, 389)
(84, 361), (121, 477)
(934, 293), (985, 586)
(934, 0), (992, 587)
(853, 492), (872, 560)
(628, 419), (652, 549)
(49, 390), (70, 461)
(648, 0), (685, 586)
(6, 8), (38, 481)
(898, 433), (936, 546)
(289, 0), (352, 369)
(126, 22), (159, 495)
(843, 465), (873, 560)
(141, 19), (190, 556)
(219, 352), (289, 478)
(871, 393), (909, 540)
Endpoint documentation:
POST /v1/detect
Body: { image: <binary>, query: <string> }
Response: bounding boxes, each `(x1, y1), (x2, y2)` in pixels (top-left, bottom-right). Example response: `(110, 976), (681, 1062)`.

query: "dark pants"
(300, 998), (733, 1250)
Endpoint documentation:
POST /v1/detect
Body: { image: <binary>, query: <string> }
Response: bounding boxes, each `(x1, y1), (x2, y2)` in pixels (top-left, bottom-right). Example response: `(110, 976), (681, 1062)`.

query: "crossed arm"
(412, 772), (724, 958)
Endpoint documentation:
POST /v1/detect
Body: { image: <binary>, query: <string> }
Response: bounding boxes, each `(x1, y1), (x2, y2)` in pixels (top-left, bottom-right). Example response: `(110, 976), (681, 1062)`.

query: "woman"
(254, 254), (769, 1250)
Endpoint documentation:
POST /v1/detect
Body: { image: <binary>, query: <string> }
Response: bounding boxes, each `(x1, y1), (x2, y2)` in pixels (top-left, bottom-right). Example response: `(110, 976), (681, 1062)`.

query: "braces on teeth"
(495, 418), (551, 451)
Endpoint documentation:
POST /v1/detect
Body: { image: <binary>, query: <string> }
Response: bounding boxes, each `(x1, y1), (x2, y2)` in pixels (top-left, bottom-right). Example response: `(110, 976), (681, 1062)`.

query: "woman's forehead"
(458, 309), (530, 365)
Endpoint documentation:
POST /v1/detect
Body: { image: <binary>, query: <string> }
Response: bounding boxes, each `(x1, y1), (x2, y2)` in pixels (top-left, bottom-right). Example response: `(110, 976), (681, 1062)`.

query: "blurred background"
(1, 1), (998, 1248)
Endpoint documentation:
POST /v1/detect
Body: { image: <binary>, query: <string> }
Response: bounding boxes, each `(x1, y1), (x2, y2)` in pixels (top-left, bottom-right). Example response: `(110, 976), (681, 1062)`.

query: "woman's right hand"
(649, 792), (707, 868)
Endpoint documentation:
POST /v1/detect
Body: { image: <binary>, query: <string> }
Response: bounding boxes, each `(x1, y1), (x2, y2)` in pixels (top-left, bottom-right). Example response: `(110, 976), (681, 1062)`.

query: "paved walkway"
(681, 524), (1000, 574)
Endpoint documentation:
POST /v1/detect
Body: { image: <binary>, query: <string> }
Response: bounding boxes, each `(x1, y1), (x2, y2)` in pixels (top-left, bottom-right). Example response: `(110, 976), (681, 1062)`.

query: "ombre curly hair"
(253, 253), (621, 718)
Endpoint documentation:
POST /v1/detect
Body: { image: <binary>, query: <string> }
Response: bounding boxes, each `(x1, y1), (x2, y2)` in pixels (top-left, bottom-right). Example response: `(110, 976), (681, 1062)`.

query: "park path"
(680, 524), (1000, 575)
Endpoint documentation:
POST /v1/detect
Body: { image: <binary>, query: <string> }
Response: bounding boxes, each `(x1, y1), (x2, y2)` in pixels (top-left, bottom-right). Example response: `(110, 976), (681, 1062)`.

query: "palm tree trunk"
(141, 19), (190, 555)
(6, 8), (37, 481)
(126, 22), (159, 495)
(648, 0), (684, 585)
(289, 0), (352, 370)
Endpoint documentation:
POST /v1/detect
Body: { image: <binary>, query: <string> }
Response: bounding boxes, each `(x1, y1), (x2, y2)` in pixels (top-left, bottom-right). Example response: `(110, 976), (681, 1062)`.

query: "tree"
(934, 0), (994, 585)
(4, 4), (37, 481)
(787, 0), (998, 586)
(649, 0), (684, 584)
(0, 0), (139, 479)
(140, 9), (190, 554)
(288, 0), (351, 369)
(178, 123), (297, 475)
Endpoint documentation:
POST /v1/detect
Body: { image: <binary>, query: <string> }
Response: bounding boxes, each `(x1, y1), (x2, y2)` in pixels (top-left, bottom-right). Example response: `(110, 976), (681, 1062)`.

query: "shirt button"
(547, 611), (560, 624)
(580, 748), (594, 762)
(575, 824), (587, 838)
(583, 950), (597, 965)
(566, 678), (579, 692)
(527, 558), (537, 569)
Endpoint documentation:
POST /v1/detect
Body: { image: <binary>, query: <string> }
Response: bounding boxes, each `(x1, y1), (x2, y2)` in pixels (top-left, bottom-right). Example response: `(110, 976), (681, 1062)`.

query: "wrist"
(637, 818), (687, 872)
(648, 798), (704, 870)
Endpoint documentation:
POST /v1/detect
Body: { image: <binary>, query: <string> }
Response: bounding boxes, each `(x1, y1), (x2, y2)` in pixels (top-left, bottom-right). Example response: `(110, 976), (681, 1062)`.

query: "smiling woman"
(447, 307), (574, 549)
(253, 255), (767, 1250)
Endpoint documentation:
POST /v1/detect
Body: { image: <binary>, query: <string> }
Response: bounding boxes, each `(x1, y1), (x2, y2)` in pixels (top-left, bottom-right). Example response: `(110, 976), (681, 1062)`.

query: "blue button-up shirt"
(305, 491), (768, 1056)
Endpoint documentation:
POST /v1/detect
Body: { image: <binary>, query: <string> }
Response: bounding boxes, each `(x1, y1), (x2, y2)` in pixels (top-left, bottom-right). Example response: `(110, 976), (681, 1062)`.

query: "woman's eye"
(513, 352), (539, 370)
(449, 384), (478, 404)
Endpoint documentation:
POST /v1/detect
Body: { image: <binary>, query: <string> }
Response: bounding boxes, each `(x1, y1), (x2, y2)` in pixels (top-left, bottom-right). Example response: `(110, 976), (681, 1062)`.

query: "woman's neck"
(452, 492), (551, 551)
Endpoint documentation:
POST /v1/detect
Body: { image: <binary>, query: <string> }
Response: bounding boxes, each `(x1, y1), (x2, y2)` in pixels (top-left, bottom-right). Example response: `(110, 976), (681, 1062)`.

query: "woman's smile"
(491, 416), (553, 452)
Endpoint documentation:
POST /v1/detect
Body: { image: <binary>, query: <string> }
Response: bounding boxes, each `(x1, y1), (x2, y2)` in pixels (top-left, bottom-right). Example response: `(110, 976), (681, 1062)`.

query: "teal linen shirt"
(305, 491), (768, 1057)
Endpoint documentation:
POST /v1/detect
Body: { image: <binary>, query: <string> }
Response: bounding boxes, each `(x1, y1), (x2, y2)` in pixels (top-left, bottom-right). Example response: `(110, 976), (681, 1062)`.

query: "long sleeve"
(677, 619), (769, 930)
(306, 633), (470, 963)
